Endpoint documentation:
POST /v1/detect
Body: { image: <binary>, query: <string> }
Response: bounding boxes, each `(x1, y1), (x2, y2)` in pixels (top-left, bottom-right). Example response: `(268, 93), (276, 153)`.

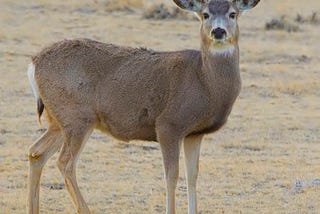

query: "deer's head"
(173, 0), (260, 53)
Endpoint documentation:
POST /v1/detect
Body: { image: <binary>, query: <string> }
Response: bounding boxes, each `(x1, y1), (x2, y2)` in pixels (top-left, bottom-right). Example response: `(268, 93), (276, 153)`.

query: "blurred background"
(0, 0), (319, 213)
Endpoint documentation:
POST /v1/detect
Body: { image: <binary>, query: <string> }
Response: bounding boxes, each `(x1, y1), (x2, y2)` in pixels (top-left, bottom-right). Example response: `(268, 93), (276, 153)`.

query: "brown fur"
(32, 38), (239, 141)
(27, 0), (261, 213)
(209, 0), (230, 14)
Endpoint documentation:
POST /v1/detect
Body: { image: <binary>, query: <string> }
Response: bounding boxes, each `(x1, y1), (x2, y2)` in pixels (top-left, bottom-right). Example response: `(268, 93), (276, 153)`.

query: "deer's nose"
(211, 28), (227, 40)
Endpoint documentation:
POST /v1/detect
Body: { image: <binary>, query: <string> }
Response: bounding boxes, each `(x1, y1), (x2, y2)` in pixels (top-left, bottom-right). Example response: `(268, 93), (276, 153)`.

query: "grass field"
(0, 0), (319, 213)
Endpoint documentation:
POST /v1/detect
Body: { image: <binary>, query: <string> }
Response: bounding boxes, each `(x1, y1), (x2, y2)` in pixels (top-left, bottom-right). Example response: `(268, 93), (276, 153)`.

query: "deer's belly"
(96, 123), (157, 142)
(96, 107), (158, 142)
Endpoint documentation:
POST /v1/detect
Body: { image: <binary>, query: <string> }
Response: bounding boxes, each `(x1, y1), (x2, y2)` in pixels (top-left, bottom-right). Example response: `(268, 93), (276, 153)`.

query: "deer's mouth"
(213, 39), (226, 45)
(211, 36), (235, 46)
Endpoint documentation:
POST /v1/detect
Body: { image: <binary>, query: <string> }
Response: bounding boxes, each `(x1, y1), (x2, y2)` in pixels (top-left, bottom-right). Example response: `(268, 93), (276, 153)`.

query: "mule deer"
(27, 0), (260, 213)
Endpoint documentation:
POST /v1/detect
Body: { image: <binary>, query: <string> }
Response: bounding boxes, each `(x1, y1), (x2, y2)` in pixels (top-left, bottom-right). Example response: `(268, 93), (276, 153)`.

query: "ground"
(0, 0), (319, 213)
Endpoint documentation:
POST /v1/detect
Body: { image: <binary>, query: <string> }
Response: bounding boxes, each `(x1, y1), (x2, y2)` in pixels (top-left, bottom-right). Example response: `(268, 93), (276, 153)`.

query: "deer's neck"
(199, 43), (241, 99)
(201, 43), (239, 74)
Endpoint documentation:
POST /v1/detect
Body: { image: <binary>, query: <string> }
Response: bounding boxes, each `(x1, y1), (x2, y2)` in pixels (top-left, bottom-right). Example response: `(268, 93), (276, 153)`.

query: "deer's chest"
(190, 82), (240, 136)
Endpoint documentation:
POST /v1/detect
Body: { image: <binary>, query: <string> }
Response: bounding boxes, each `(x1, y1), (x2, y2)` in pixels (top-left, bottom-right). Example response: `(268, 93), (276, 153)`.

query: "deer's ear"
(233, 0), (260, 11)
(172, 0), (205, 12)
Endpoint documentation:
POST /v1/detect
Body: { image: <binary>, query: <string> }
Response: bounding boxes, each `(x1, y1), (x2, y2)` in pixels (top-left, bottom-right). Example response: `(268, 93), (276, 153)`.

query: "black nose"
(211, 28), (227, 40)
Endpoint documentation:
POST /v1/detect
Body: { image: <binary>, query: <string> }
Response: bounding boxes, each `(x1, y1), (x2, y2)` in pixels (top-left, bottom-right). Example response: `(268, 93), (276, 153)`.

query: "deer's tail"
(27, 62), (44, 123)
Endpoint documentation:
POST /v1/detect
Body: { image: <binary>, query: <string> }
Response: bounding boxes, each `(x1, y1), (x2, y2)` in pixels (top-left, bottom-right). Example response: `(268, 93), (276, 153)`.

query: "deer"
(27, 0), (261, 213)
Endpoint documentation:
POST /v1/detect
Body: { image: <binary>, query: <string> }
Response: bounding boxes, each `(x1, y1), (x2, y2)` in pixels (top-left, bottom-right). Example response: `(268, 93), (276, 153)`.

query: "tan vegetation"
(0, 0), (319, 213)
(102, 0), (143, 11)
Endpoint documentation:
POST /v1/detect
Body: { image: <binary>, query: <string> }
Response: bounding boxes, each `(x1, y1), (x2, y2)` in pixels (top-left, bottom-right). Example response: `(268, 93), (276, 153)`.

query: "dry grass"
(295, 12), (320, 25)
(273, 80), (319, 96)
(103, 0), (143, 11)
(143, 3), (191, 20)
(0, 0), (320, 213)
(265, 11), (320, 32)
(265, 16), (300, 32)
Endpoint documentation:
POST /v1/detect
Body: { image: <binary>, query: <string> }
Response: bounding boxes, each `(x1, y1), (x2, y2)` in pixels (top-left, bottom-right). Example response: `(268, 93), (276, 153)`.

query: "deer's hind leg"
(28, 122), (63, 214)
(56, 116), (95, 214)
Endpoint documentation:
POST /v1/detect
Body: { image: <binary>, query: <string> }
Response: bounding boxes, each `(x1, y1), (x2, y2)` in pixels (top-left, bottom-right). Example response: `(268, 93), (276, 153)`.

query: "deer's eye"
(229, 12), (237, 19)
(203, 13), (210, 20)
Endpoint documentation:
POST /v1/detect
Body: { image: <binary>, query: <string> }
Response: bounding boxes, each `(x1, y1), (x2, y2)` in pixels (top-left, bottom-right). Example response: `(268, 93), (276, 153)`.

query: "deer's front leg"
(157, 124), (182, 214)
(184, 135), (203, 214)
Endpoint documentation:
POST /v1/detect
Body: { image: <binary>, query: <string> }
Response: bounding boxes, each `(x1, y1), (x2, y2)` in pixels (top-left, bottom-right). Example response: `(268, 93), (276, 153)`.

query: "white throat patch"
(210, 45), (235, 57)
